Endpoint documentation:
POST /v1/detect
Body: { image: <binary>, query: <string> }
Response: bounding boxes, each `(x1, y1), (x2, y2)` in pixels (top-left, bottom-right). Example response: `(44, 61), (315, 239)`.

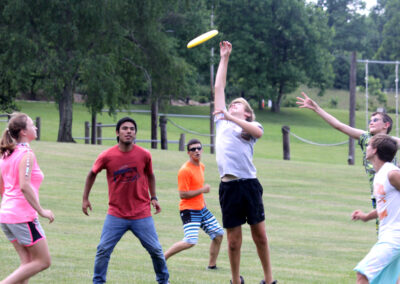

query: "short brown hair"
(370, 134), (398, 162)
(187, 138), (202, 151)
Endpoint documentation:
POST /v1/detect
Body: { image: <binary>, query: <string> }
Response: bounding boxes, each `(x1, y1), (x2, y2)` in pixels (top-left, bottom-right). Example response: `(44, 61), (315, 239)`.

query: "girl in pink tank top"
(0, 113), (54, 283)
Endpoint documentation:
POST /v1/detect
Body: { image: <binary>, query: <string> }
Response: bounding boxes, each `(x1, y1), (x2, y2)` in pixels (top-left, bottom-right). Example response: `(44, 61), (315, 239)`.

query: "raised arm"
(214, 41), (232, 111)
(296, 92), (365, 139)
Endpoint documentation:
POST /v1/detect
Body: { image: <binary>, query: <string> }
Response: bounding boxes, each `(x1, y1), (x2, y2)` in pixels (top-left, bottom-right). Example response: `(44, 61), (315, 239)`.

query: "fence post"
(97, 123), (102, 145)
(91, 114), (96, 145)
(160, 116), (168, 150)
(35, 117), (41, 141)
(84, 121), (90, 144)
(282, 126), (290, 160)
(179, 133), (185, 151)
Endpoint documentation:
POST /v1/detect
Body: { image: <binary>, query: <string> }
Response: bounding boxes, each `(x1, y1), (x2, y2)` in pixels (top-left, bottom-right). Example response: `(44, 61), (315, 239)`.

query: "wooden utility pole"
(348, 51), (357, 165)
(209, 2), (215, 154)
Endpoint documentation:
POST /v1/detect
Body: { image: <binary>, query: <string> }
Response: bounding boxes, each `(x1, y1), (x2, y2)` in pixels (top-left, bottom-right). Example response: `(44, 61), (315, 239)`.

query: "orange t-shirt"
(178, 161), (205, 211)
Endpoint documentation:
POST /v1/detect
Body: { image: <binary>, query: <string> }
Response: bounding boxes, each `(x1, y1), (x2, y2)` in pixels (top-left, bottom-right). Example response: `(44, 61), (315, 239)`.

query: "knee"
(96, 244), (112, 258)
(356, 272), (368, 284)
(227, 239), (241, 251)
(214, 235), (223, 244)
(39, 256), (51, 271)
(253, 234), (268, 247)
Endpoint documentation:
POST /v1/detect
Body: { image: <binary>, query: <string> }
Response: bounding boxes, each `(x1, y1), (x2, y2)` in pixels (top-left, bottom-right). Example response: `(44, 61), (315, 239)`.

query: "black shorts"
(219, 178), (265, 228)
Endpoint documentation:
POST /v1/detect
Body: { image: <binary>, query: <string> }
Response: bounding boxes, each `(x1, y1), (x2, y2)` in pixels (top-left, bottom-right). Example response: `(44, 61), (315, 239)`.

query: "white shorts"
(354, 240), (400, 284)
(1, 219), (46, 246)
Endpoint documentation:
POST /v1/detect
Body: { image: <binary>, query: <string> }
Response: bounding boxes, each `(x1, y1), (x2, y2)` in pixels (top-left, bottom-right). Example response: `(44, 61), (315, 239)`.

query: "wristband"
(151, 196), (158, 201)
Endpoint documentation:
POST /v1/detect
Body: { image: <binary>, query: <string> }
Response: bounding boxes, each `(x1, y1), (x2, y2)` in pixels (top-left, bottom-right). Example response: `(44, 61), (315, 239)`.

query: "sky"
(365, 0), (377, 10)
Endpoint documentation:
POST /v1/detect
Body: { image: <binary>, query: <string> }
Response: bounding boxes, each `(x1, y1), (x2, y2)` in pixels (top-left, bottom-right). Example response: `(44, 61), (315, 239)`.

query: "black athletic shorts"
(219, 178), (265, 228)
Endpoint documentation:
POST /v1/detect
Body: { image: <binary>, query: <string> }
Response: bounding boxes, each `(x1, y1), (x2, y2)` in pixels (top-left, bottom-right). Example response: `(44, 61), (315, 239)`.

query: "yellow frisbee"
(187, 30), (219, 49)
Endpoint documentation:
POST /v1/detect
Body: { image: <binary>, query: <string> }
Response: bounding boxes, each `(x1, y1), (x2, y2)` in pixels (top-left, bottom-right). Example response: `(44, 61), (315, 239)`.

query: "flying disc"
(187, 30), (219, 49)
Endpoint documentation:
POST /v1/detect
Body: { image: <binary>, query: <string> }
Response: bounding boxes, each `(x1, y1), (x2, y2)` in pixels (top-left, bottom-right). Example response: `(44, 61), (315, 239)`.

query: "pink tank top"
(0, 144), (44, 223)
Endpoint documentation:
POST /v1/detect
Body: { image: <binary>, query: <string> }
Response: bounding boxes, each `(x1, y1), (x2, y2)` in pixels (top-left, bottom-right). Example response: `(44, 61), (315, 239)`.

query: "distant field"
(2, 91), (392, 166)
(0, 141), (375, 283)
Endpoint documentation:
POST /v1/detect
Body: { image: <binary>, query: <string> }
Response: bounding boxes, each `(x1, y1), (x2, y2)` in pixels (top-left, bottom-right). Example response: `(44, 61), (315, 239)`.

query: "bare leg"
(164, 241), (194, 260)
(356, 272), (369, 284)
(0, 238), (51, 284)
(227, 226), (242, 284)
(250, 221), (273, 284)
(208, 235), (223, 267)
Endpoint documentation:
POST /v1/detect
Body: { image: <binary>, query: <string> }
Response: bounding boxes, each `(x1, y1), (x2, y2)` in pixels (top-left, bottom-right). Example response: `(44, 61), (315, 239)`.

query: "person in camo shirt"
(296, 92), (400, 231)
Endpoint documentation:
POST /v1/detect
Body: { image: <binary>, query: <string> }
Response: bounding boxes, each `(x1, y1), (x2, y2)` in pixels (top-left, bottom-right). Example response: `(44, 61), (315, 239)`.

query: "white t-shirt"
(374, 162), (400, 242)
(215, 114), (263, 179)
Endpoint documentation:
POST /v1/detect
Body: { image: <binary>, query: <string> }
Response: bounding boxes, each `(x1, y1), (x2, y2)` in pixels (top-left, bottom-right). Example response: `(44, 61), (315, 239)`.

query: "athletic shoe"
(207, 265), (218, 270)
(230, 275), (244, 284)
(260, 280), (278, 284)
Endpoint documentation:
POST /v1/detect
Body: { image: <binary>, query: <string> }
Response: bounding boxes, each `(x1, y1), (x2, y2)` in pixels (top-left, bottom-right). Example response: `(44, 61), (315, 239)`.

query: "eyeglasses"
(188, 147), (202, 152)
(368, 118), (381, 124)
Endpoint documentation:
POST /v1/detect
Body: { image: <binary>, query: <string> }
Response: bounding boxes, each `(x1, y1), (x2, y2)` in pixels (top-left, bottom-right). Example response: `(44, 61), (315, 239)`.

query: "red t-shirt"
(92, 145), (153, 220)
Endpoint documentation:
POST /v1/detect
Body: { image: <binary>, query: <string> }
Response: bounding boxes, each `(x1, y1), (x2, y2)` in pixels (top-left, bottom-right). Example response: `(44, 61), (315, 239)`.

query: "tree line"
(0, 0), (398, 142)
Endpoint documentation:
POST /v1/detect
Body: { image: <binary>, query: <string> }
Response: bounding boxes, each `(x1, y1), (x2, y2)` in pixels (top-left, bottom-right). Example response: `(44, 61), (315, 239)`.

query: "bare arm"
(82, 170), (97, 216)
(0, 169), (4, 197)
(214, 41), (232, 111)
(19, 152), (54, 223)
(214, 109), (263, 139)
(351, 209), (378, 222)
(389, 170), (400, 191)
(148, 173), (161, 214)
(296, 92), (365, 139)
(179, 184), (210, 199)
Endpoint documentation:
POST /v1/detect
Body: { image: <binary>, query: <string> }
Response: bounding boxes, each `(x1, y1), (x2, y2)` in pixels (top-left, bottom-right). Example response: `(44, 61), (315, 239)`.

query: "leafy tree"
(216, 0), (333, 112)
(0, 0), (118, 141)
(317, 0), (369, 90)
(376, 0), (400, 61)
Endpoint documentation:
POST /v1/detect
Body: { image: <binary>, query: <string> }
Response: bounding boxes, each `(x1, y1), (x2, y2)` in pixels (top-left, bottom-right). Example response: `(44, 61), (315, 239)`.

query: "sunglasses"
(188, 146), (202, 152)
(368, 118), (381, 124)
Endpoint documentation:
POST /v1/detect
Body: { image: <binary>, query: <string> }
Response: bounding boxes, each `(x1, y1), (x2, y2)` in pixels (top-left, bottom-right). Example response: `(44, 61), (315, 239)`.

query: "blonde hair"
(0, 112), (28, 158)
(228, 98), (255, 122)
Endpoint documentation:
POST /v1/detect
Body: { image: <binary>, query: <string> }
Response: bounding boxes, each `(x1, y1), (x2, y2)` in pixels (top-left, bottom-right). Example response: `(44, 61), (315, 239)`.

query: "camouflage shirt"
(359, 132), (375, 196)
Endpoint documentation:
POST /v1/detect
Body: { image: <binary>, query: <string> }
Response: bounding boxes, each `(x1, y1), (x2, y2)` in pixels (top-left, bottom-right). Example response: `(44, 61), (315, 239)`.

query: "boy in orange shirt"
(164, 139), (224, 269)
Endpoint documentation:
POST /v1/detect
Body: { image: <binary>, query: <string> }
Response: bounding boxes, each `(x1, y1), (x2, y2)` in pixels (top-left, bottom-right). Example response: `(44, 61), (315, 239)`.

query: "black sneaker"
(230, 275), (244, 284)
(207, 265), (218, 270)
(260, 281), (278, 284)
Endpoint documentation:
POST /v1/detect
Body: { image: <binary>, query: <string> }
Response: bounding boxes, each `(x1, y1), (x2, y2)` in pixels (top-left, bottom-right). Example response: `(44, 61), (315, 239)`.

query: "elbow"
(20, 185), (30, 194)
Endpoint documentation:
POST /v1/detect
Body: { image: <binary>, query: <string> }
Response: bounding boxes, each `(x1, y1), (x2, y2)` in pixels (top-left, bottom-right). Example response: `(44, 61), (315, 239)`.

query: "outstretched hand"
(296, 92), (319, 111)
(219, 41), (232, 58)
(213, 108), (233, 121)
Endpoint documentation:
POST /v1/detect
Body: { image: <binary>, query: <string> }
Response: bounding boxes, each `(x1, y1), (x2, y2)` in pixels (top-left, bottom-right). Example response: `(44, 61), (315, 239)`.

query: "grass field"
(0, 95), (389, 283)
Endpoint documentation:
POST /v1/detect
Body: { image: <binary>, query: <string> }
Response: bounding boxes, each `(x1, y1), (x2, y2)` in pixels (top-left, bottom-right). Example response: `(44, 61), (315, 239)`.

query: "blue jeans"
(93, 214), (169, 284)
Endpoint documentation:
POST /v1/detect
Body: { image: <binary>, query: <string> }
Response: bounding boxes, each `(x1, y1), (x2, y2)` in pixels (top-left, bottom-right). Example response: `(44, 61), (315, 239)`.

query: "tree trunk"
(57, 82), (75, 142)
(271, 85), (284, 113)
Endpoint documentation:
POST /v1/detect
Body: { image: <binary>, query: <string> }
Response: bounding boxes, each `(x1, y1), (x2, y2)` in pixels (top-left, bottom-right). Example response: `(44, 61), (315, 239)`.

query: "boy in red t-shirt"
(82, 117), (169, 284)
(164, 139), (224, 270)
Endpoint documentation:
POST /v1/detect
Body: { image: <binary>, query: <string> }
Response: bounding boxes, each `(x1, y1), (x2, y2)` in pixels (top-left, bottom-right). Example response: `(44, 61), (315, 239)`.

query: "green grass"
(0, 96), (386, 283)
(0, 141), (375, 283)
